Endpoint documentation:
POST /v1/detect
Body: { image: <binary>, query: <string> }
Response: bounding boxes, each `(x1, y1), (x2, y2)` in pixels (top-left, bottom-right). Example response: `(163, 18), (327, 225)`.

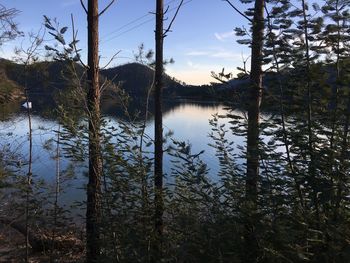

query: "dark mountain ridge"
(0, 59), (197, 105)
(0, 58), (234, 104)
(101, 62), (184, 97)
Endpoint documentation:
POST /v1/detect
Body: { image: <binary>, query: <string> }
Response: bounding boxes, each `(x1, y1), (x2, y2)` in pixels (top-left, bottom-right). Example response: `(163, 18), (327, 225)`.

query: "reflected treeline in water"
(0, 100), (231, 189)
(0, 90), (225, 125)
(102, 96), (223, 122)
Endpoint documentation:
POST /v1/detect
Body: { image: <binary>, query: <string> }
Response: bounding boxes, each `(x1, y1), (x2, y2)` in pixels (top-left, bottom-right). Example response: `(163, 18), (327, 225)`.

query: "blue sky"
(1, 0), (251, 85)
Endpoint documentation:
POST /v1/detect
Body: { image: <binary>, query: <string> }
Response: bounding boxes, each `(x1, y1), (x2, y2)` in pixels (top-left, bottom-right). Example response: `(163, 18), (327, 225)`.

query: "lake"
(0, 100), (244, 211)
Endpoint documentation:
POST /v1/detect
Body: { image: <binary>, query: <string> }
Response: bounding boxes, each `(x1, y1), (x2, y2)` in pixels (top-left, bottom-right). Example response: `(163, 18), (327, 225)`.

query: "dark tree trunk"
(245, 0), (264, 262)
(153, 0), (164, 261)
(86, 0), (102, 262)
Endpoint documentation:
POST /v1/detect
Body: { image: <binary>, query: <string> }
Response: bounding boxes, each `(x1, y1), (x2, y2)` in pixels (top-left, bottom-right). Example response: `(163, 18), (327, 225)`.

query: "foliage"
(3, 0), (350, 262)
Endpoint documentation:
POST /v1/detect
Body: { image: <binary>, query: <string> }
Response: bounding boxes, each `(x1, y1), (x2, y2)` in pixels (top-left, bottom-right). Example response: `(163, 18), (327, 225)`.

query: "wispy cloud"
(211, 51), (241, 60)
(187, 60), (202, 69)
(61, 0), (79, 8)
(186, 51), (209, 56)
(214, 31), (235, 42)
(186, 48), (245, 61)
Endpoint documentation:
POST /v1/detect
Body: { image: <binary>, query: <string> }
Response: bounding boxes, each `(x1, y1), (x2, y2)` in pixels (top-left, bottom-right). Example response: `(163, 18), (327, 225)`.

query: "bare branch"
(99, 0), (116, 16)
(15, 27), (45, 67)
(70, 64), (90, 115)
(241, 53), (251, 75)
(223, 0), (252, 23)
(0, 4), (22, 44)
(100, 50), (121, 70)
(100, 77), (109, 93)
(164, 0), (184, 37)
(71, 14), (88, 68)
(164, 5), (170, 15)
(80, 0), (88, 14)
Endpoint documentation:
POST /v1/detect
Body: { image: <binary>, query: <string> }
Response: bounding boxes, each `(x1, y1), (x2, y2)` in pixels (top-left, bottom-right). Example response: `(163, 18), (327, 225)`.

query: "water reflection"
(0, 100), (242, 207)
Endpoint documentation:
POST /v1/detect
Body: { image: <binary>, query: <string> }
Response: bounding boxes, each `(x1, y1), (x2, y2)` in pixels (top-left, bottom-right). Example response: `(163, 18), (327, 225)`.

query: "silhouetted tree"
(153, 0), (165, 261)
(82, 0), (116, 262)
(245, 0), (265, 261)
(153, 0), (184, 261)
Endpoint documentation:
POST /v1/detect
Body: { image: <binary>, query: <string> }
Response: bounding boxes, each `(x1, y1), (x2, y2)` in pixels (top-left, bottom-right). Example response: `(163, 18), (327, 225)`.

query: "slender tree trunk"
(245, 0), (264, 262)
(86, 0), (102, 262)
(330, 0), (342, 219)
(301, 0), (312, 159)
(329, 0), (341, 151)
(301, 0), (320, 224)
(153, 0), (164, 261)
(23, 64), (33, 263)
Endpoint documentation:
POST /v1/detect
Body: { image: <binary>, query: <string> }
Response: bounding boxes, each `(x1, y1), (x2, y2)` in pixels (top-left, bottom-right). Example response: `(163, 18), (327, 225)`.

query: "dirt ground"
(0, 225), (84, 263)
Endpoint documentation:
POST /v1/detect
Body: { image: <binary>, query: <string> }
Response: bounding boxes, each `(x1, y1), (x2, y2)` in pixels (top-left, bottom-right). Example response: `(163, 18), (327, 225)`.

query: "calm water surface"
(0, 101), (244, 207)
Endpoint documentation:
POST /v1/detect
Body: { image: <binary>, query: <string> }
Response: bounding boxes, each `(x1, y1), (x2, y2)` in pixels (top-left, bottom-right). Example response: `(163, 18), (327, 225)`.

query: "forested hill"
(0, 58), (344, 111)
(0, 62), (24, 103)
(101, 62), (184, 97)
(0, 59), (189, 102)
(0, 58), (75, 98)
